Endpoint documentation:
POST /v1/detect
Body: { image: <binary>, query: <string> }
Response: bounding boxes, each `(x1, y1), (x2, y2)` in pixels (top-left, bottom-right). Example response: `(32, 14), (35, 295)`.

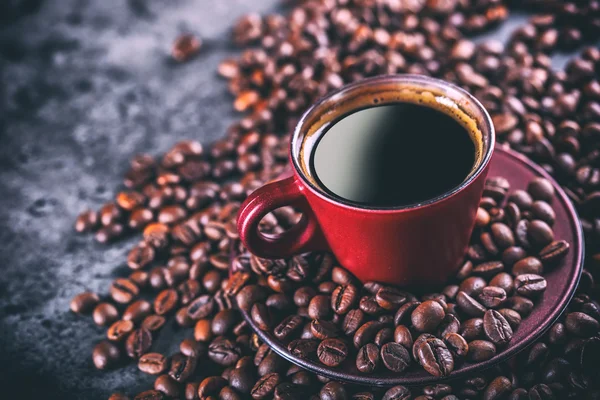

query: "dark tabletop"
(0, 1), (580, 399)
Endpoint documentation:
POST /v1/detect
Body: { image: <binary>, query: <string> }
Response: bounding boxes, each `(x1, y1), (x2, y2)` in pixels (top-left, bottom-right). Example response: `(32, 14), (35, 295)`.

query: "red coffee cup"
(237, 75), (495, 286)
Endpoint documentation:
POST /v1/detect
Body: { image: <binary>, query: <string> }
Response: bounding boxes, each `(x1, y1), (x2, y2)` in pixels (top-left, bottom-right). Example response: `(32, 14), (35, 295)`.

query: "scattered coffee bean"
(93, 303), (119, 326)
(417, 338), (454, 377)
(126, 328), (153, 359)
(381, 342), (411, 373)
(467, 340), (497, 362)
(139, 353), (168, 375)
(70, 292), (100, 314)
(356, 343), (380, 373)
(483, 310), (513, 345)
(93, 341), (121, 370)
(318, 338), (348, 367)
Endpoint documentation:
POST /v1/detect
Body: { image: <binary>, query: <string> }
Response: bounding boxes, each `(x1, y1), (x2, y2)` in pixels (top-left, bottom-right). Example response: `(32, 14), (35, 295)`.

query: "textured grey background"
(0, 1), (580, 399)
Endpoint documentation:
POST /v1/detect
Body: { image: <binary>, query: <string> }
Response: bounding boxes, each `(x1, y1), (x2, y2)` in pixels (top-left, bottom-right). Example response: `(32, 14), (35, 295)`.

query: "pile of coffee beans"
(236, 176), (569, 378)
(70, 0), (600, 398)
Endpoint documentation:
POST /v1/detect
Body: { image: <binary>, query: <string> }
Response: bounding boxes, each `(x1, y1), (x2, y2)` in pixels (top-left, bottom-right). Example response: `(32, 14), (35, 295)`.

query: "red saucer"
(235, 146), (584, 387)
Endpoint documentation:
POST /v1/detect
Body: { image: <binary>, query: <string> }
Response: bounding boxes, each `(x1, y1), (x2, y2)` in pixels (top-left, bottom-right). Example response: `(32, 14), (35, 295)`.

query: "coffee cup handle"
(237, 175), (328, 258)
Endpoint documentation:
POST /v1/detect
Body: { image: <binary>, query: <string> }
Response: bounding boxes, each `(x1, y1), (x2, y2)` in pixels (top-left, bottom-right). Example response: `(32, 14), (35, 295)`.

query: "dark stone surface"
(0, 1), (582, 399)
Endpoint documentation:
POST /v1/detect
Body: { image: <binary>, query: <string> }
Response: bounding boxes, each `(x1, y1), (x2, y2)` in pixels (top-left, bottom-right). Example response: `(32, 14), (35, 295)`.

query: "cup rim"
(290, 74), (496, 213)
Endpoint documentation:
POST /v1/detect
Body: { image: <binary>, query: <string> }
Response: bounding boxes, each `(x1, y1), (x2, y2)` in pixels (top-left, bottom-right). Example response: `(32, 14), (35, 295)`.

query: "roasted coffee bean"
(512, 257), (543, 276)
(93, 341), (121, 370)
(491, 223), (515, 249)
(70, 292), (100, 314)
(257, 348), (286, 376)
(187, 295), (215, 319)
(565, 312), (600, 336)
(498, 309), (522, 329)
(374, 327), (393, 347)
(123, 300), (152, 323)
(359, 295), (385, 315)
(528, 178), (554, 202)
(417, 338), (454, 377)
(75, 210), (99, 232)
(539, 240), (570, 264)
(508, 190), (533, 211)
(332, 266), (354, 286)
(317, 338), (348, 367)
(473, 261), (504, 278)
(461, 318), (484, 341)
(236, 285), (267, 312)
(272, 382), (307, 399)
(110, 278), (140, 304)
(394, 301), (420, 326)
(514, 274), (547, 297)
(320, 381), (347, 400)
(208, 337), (241, 366)
(423, 384), (452, 398)
(376, 287), (408, 310)
(128, 243), (155, 270)
(343, 309), (364, 336)
(180, 338), (206, 357)
(382, 385), (411, 400)
(478, 287), (507, 309)
(142, 315), (166, 333)
(528, 383), (553, 400)
(154, 289), (179, 315)
(457, 291), (487, 317)
(411, 300), (446, 333)
(526, 342), (549, 366)
(139, 353), (168, 375)
(528, 220), (554, 247)
(437, 314), (460, 337)
(274, 315), (303, 340)
(484, 177), (510, 200)
(251, 303), (272, 331)
(251, 373), (280, 399)
(330, 284), (359, 315)
(483, 376), (512, 400)
(212, 309), (237, 335)
(229, 367), (255, 394)
(266, 293), (291, 311)
(288, 339), (318, 358)
(154, 374), (181, 397)
(356, 343), (380, 373)
(108, 319), (135, 341)
(459, 277), (487, 296)
(531, 201), (555, 226)
(93, 303), (119, 326)
(489, 272), (514, 294)
(483, 310), (513, 345)
(126, 328), (152, 359)
(108, 393), (130, 400)
(197, 376), (227, 398)
(467, 340), (497, 362)
(381, 342), (411, 373)
(168, 353), (197, 382)
(443, 333), (468, 359)
(308, 295), (332, 320)
(412, 333), (436, 363)
(294, 287), (316, 307)
(354, 321), (383, 349)
(311, 320), (339, 339)
(506, 296), (534, 316)
(134, 390), (164, 400)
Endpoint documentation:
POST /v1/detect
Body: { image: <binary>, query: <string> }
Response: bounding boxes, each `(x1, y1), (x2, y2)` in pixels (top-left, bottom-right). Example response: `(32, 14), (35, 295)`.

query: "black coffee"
(310, 101), (477, 207)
